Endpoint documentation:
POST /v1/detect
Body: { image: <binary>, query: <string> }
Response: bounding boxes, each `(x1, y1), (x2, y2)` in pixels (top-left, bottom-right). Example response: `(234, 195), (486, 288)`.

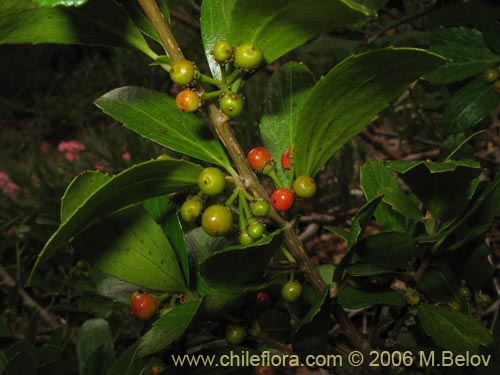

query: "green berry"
(247, 220), (265, 240)
(213, 40), (233, 63)
(170, 59), (196, 85)
(251, 200), (270, 217)
(281, 280), (302, 302)
(226, 325), (245, 345)
(234, 42), (264, 70)
(483, 68), (499, 83)
(202, 204), (233, 236)
(180, 197), (203, 222)
(478, 294), (492, 307)
(292, 175), (317, 199)
(458, 287), (471, 301)
(198, 167), (226, 196)
(405, 289), (420, 305)
(494, 80), (500, 93)
(220, 93), (244, 117)
(238, 231), (254, 245)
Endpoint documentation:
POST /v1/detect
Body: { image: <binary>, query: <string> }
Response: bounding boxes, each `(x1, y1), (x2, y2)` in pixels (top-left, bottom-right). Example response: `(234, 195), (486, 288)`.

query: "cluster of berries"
(171, 41), (264, 117)
(483, 64), (500, 93)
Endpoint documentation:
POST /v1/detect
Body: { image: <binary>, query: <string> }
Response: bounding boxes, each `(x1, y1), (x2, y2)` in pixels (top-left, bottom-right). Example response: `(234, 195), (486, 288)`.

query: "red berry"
(247, 147), (272, 171)
(130, 292), (157, 320)
(255, 291), (272, 310)
(176, 90), (200, 113)
(255, 364), (275, 375)
(281, 148), (292, 169)
(270, 188), (294, 211)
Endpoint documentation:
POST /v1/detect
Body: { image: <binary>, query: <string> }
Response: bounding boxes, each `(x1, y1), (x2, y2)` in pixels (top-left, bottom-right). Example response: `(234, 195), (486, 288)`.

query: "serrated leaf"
(387, 160), (482, 223)
(443, 77), (500, 134)
(425, 27), (500, 84)
(337, 285), (404, 309)
(77, 319), (114, 375)
(61, 171), (111, 223)
(356, 231), (420, 270)
(227, 0), (370, 63)
(294, 48), (446, 177)
(199, 231), (283, 290)
(138, 299), (202, 356)
(360, 160), (422, 232)
(260, 62), (315, 185)
(73, 206), (187, 293)
(95, 86), (232, 171)
(200, 0), (236, 80)
(0, 0), (154, 57)
(417, 305), (493, 354)
(28, 159), (202, 284)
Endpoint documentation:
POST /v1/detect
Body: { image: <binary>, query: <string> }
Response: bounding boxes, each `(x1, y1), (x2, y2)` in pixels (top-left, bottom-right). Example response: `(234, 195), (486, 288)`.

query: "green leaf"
(227, 0), (371, 63)
(482, 18), (500, 55)
(337, 284), (404, 309)
(95, 86), (232, 171)
(138, 299), (202, 356)
(260, 62), (315, 185)
(425, 27), (500, 84)
(200, 0), (236, 80)
(345, 262), (401, 277)
(360, 160), (422, 232)
(387, 160), (482, 223)
(443, 77), (500, 134)
(2, 342), (37, 375)
(294, 48), (446, 177)
(356, 231), (419, 270)
(61, 171), (111, 223)
(73, 206), (187, 293)
(28, 159), (202, 284)
(345, 0), (388, 13)
(117, 0), (169, 44)
(417, 305), (493, 354)
(459, 244), (494, 290)
(200, 231), (283, 290)
(77, 319), (114, 375)
(0, 0), (155, 57)
(90, 269), (141, 305)
(295, 288), (329, 331)
(107, 343), (146, 375)
(33, 0), (89, 6)
(417, 267), (459, 303)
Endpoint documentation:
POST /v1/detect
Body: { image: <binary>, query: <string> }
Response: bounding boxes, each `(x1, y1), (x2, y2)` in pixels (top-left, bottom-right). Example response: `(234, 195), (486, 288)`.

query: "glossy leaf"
(425, 27), (500, 84)
(28, 159), (202, 284)
(360, 160), (422, 232)
(443, 77), (499, 134)
(200, 231), (283, 290)
(260, 62), (315, 185)
(200, 0), (236, 80)
(138, 299), (202, 356)
(418, 305), (493, 354)
(73, 206), (187, 293)
(77, 319), (114, 375)
(337, 285), (404, 309)
(33, 0), (88, 6)
(0, 0), (154, 57)
(294, 48), (446, 177)
(95, 86), (232, 171)
(227, 0), (371, 63)
(388, 160), (481, 223)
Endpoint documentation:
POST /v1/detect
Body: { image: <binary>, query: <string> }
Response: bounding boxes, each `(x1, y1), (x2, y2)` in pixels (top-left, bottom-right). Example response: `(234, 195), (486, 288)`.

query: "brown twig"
(0, 265), (62, 331)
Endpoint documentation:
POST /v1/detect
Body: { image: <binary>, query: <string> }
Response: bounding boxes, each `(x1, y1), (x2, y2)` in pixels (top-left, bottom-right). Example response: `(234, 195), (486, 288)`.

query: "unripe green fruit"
(225, 325), (245, 345)
(170, 59), (196, 85)
(238, 231), (254, 245)
(281, 280), (302, 302)
(220, 93), (244, 118)
(251, 200), (270, 217)
(405, 289), (421, 305)
(180, 198), (203, 222)
(478, 293), (492, 307)
(494, 80), (500, 93)
(247, 220), (265, 239)
(198, 167), (226, 196)
(234, 43), (264, 70)
(213, 40), (233, 63)
(292, 175), (317, 198)
(202, 204), (233, 236)
(483, 68), (499, 83)
(458, 287), (471, 301)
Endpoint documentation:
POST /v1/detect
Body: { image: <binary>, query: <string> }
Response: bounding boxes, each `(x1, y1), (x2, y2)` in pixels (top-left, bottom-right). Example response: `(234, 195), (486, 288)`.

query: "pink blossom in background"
(94, 161), (105, 171)
(122, 151), (131, 161)
(58, 140), (85, 161)
(0, 170), (20, 197)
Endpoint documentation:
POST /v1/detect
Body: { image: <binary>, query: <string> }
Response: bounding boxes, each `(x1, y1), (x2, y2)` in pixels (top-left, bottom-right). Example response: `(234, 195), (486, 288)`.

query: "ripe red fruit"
(130, 292), (157, 320)
(281, 148), (292, 169)
(270, 188), (294, 211)
(255, 291), (272, 310)
(247, 147), (272, 170)
(255, 364), (275, 375)
(175, 90), (200, 113)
